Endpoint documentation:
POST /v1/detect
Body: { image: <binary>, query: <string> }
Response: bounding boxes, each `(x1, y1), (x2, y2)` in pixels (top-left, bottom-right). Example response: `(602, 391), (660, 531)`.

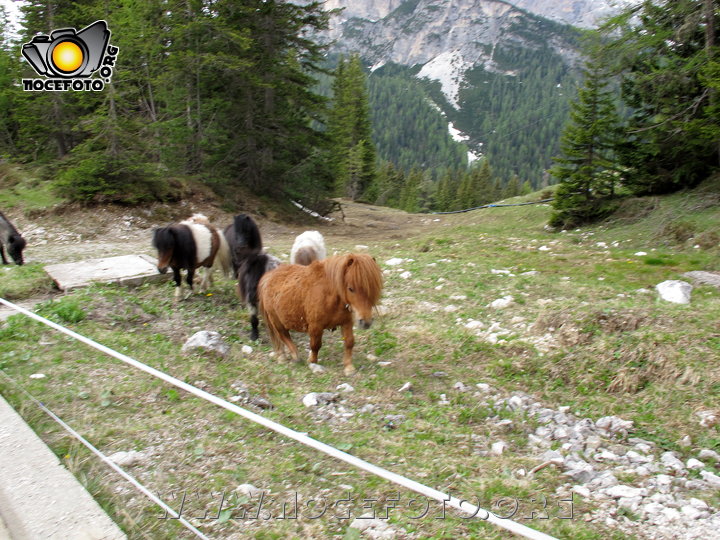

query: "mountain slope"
(322, 0), (583, 186)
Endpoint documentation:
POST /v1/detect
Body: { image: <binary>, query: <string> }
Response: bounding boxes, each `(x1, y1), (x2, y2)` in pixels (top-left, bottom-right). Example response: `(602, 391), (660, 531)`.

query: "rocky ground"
(3, 199), (719, 539)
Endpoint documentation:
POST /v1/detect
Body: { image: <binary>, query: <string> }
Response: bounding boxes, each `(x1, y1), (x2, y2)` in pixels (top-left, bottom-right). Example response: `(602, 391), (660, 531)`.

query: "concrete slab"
(44, 254), (169, 291)
(0, 395), (126, 539)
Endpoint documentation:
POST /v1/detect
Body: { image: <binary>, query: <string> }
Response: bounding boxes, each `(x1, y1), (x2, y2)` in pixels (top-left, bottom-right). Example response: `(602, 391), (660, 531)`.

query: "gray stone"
(699, 449), (720, 461)
(44, 254), (169, 291)
(181, 331), (229, 357)
(302, 392), (338, 407)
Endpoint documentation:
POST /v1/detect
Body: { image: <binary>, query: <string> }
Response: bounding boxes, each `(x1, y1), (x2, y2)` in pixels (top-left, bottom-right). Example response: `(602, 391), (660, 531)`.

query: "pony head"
(233, 214), (262, 251)
(326, 254), (383, 329)
(152, 227), (174, 273)
(8, 234), (26, 265)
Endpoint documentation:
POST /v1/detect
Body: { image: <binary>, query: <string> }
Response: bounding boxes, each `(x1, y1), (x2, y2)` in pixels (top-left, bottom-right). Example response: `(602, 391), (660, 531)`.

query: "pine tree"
(550, 62), (622, 227)
(600, 0), (719, 193)
(328, 54), (377, 200)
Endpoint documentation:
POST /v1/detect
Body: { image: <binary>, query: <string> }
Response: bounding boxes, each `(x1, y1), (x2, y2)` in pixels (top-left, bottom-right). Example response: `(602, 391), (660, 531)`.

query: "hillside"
(1, 180), (719, 538)
(320, 0), (584, 185)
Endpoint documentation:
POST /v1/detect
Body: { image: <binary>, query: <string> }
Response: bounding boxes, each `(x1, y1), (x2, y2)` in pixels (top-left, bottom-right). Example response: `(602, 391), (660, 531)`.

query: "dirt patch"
(5, 198), (433, 267)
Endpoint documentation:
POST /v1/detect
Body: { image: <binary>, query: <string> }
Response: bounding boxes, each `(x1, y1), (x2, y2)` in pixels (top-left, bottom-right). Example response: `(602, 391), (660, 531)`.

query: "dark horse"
(224, 214), (280, 340)
(259, 253), (383, 375)
(152, 217), (230, 301)
(0, 210), (26, 265)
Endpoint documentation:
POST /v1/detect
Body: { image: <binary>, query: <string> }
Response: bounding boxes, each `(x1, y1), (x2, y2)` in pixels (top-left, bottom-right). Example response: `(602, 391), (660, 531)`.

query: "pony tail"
(258, 278), (283, 350)
(215, 231), (233, 277)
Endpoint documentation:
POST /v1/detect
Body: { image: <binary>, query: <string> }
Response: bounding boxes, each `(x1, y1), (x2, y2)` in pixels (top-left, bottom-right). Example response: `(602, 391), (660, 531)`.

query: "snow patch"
(417, 51), (472, 110)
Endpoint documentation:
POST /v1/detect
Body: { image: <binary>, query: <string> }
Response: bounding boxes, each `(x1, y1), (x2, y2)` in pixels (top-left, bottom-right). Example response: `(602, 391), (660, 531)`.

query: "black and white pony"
(0, 210), (26, 265)
(290, 230), (326, 265)
(152, 214), (231, 301)
(224, 214), (281, 340)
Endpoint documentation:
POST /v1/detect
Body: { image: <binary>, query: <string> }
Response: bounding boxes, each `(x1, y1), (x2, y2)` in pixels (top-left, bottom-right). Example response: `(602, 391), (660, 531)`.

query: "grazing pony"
(0, 210), (26, 265)
(224, 214), (280, 340)
(290, 230), (326, 266)
(259, 253), (383, 375)
(152, 215), (231, 301)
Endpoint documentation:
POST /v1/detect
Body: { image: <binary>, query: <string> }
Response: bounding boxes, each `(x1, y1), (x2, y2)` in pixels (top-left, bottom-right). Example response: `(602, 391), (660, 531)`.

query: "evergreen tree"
(504, 174), (521, 199)
(328, 54), (376, 200)
(399, 167), (422, 212)
(550, 62), (622, 227)
(600, 0), (719, 193)
(371, 161), (404, 207)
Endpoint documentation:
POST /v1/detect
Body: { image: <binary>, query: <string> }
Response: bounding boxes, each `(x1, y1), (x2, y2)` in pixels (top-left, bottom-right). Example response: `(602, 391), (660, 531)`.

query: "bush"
(55, 153), (169, 204)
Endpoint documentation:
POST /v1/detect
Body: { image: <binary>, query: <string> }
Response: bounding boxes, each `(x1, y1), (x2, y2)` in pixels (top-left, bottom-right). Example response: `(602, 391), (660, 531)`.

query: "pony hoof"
(343, 365), (357, 376)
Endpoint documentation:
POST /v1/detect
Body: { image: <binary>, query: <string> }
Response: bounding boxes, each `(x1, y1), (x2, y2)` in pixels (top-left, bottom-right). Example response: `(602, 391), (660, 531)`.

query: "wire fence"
(0, 297), (558, 540)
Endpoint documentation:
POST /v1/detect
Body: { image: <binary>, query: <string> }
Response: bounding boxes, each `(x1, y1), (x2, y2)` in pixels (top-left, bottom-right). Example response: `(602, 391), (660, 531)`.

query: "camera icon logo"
(22, 20), (110, 78)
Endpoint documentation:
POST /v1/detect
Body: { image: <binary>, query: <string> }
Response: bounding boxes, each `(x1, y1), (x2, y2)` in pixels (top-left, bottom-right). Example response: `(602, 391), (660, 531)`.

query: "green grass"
(1, 186), (719, 538)
(0, 163), (63, 210)
(0, 263), (56, 300)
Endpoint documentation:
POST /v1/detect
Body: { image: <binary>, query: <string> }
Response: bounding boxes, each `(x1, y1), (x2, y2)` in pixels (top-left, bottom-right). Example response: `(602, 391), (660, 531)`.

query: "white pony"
(290, 230), (326, 265)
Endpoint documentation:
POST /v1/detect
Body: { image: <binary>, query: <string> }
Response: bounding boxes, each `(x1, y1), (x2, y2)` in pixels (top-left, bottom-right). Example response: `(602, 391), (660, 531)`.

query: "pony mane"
(324, 253), (383, 305)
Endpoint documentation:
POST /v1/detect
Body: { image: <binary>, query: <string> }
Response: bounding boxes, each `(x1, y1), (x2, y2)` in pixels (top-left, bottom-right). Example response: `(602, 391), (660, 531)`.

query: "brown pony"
(258, 253), (383, 375)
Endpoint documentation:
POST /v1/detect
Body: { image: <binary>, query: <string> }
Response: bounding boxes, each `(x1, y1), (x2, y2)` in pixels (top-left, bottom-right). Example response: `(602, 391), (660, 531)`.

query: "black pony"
(0, 210), (26, 265)
(152, 216), (230, 301)
(224, 214), (280, 340)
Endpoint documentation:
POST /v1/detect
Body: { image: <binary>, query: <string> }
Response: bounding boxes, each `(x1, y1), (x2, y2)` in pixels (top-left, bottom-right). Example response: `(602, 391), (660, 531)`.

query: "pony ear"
(346, 255), (354, 267)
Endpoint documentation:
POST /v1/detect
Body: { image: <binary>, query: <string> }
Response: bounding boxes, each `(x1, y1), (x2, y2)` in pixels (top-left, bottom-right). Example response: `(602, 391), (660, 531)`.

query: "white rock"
(109, 450), (144, 467)
(655, 280), (693, 304)
(349, 514), (397, 538)
(308, 363), (326, 374)
(181, 331), (229, 357)
(398, 382), (413, 393)
(538, 245), (551, 251)
(700, 470), (720, 488)
(617, 496), (642, 512)
(660, 507), (682, 522)
(635, 251), (648, 256)
(491, 441), (508, 455)
(399, 271), (412, 279)
(443, 304), (459, 312)
(464, 320), (484, 330)
(642, 502), (665, 516)
(449, 295), (467, 301)
(241, 345), (253, 355)
(453, 381), (470, 392)
(384, 258), (404, 266)
(29, 373), (46, 379)
(491, 269), (511, 274)
(660, 452), (686, 472)
(696, 410), (718, 427)
(686, 458), (705, 470)
(236, 484), (263, 498)
(699, 449), (720, 461)
(689, 498), (709, 510)
(488, 295), (514, 309)
(572, 485), (590, 498)
(438, 394), (450, 405)
(604, 485), (647, 499)
(336, 383), (354, 393)
(475, 383), (491, 393)
(681, 506), (704, 520)
(302, 393), (319, 407)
